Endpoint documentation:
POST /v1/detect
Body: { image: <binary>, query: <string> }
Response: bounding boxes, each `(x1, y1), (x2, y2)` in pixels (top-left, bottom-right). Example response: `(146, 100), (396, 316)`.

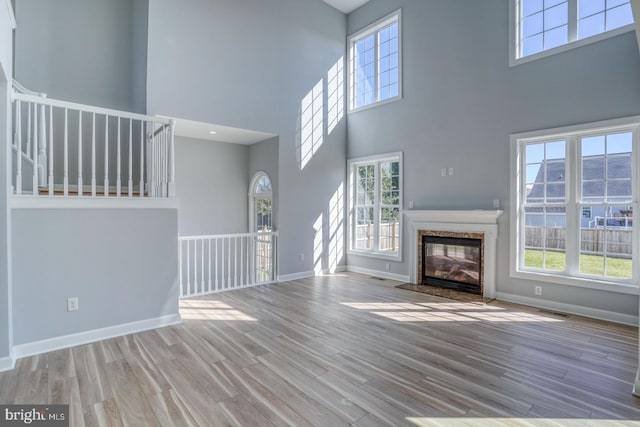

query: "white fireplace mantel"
(404, 210), (503, 298)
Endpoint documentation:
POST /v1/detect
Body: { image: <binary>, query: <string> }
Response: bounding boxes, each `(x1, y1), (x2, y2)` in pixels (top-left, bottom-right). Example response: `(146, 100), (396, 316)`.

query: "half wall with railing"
(11, 81), (175, 198)
(178, 232), (278, 298)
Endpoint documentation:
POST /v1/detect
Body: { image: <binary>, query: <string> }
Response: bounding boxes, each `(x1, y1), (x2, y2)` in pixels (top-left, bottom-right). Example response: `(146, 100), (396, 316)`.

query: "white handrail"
(12, 80), (46, 97)
(11, 144), (33, 166)
(179, 231), (277, 240)
(12, 92), (170, 125)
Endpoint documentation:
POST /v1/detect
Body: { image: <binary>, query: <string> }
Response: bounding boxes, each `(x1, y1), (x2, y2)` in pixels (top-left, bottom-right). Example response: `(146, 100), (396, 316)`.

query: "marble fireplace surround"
(404, 210), (503, 299)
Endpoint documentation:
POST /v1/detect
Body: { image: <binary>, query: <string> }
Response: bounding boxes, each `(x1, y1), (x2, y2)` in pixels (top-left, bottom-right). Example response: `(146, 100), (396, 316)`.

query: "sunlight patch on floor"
(417, 302), (505, 311)
(341, 302), (564, 323)
(179, 299), (257, 321)
(342, 302), (432, 310)
(374, 311), (477, 322)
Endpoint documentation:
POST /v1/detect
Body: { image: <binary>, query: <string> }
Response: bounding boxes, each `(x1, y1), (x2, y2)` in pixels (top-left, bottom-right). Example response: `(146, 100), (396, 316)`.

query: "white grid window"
(521, 0), (569, 56)
(349, 10), (401, 111)
(510, 117), (639, 292)
(348, 152), (402, 260)
(578, 0), (634, 39)
(511, 0), (634, 65)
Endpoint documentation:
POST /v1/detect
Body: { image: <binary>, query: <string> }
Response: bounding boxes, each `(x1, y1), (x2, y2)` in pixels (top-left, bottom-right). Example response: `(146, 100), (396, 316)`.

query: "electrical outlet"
(534, 286), (542, 296)
(299, 253), (304, 262)
(385, 263), (391, 271)
(441, 168), (447, 177)
(408, 200), (414, 209)
(67, 297), (79, 312)
(448, 167), (454, 176)
(493, 199), (500, 209)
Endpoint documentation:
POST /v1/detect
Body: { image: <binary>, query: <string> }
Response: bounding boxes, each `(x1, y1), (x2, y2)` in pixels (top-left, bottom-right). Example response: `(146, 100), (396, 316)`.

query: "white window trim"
(509, 0), (635, 67)
(347, 152), (403, 261)
(248, 171), (273, 233)
(348, 8), (403, 113)
(509, 116), (640, 295)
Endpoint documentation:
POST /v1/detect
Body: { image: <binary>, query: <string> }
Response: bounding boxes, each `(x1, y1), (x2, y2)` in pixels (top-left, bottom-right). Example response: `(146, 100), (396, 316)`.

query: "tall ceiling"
(321, 0), (370, 14)
(167, 0), (373, 145)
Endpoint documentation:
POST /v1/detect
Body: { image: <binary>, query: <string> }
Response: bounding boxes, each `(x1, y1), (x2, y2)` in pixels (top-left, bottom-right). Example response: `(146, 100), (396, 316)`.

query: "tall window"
(348, 152), (402, 260)
(511, 117), (638, 291)
(512, 0), (634, 64)
(249, 172), (272, 232)
(348, 9), (401, 111)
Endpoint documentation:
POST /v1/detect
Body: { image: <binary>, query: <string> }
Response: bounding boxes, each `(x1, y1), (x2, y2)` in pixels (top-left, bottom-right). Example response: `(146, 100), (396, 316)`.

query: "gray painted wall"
(0, 2), (14, 359)
(249, 136), (279, 232)
(347, 0), (640, 317)
(14, 0), (148, 113)
(12, 208), (178, 345)
(147, 0), (347, 276)
(175, 136), (249, 236)
(131, 0), (149, 114)
(0, 76), (9, 360)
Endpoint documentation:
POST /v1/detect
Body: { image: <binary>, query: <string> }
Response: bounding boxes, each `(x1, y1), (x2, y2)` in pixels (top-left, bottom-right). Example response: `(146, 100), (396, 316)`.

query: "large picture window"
(510, 117), (639, 292)
(510, 0), (634, 65)
(348, 153), (402, 260)
(348, 9), (401, 111)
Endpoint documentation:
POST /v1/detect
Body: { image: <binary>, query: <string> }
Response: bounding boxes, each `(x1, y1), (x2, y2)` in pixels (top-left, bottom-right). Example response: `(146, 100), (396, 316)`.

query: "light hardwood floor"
(1, 273), (639, 426)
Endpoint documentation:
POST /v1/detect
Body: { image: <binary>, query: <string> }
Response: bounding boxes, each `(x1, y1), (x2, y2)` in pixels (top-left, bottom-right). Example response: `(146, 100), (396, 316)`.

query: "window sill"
(348, 249), (402, 262)
(348, 95), (402, 115)
(510, 269), (639, 295)
(510, 24), (634, 68)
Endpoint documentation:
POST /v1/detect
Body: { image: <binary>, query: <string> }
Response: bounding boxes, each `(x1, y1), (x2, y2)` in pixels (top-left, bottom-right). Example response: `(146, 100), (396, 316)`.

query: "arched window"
(249, 172), (272, 232)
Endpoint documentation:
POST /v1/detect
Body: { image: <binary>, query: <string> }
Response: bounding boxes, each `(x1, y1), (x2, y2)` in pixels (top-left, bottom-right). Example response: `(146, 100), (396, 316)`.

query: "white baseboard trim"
(0, 355), (15, 372)
(495, 292), (638, 326)
(277, 271), (315, 282)
(181, 280), (277, 298)
(346, 265), (410, 283)
(13, 313), (181, 359)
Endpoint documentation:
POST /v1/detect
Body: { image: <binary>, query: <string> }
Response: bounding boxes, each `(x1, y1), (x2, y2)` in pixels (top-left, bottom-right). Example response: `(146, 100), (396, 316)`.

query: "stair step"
(38, 187), (147, 197)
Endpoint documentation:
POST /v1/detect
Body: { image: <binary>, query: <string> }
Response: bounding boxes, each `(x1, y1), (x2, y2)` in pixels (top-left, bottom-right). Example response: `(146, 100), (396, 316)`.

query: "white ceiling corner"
(167, 117), (277, 146)
(321, 0), (370, 14)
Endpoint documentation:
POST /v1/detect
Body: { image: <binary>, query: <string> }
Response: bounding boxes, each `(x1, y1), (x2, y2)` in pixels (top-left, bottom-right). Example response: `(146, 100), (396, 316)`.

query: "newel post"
(168, 119), (176, 197)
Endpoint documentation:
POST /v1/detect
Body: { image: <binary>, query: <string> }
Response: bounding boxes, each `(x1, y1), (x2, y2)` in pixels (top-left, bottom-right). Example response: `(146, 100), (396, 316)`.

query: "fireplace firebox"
(421, 234), (483, 294)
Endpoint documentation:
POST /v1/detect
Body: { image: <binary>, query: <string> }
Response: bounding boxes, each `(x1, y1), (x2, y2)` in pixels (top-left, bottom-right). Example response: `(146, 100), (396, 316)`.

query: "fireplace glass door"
(422, 236), (482, 294)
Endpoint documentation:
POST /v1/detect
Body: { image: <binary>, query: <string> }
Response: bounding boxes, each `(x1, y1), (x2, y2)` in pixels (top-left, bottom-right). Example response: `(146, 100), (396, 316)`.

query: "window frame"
(510, 116), (640, 295)
(249, 171), (273, 233)
(347, 152), (403, 261)
(509, 0), (634, 67)
(347, 9), (402, 113)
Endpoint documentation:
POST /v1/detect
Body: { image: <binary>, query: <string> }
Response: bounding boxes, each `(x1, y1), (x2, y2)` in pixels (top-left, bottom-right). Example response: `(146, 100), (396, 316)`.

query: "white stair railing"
(12, 81), (47, 193)
(11, 83), (174, 198)
(178, 232), (278, 298)
(147, 120), (175, 198)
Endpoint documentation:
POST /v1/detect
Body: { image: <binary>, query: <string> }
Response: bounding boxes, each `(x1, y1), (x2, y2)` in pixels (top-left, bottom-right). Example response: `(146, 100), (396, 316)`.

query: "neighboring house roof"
(528, 153), (632, 200)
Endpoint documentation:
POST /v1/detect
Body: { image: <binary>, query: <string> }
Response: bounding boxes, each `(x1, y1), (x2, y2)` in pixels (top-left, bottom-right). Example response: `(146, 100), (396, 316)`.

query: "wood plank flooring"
(1, 273), (639, 426)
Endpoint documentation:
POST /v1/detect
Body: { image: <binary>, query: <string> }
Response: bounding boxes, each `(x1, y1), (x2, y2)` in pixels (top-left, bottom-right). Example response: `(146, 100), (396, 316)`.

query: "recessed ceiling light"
(209, 130), (217, 135)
